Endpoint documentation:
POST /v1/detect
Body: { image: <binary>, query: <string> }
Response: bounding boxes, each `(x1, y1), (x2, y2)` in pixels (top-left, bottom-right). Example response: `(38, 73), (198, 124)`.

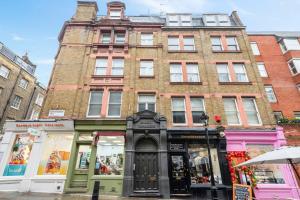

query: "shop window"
(216, 63), (230, 82)
(107, 91), (122, 117)
(168, 36), (180, 50)
(223, 98), (241, 125)
(95, 135), (124, 175)
(3, 134), (35, 176)
(233, 63), (248, 82)
(186, 64), (200, 82)
(264, 86), (277, 103)
(37, 133), (73, 175)
(138, 94), (156, 112)
(242, 98), (261, 125)
(75, 145), (92, 170)
(257, 63), (268, 77)
(95, 58), (108, 75)
(188, 143), (222, 185)
(183, 37), (195, 51)
(101, 32), (111, 44)
(226, 36), (239, 51)
(87, 91), (103, 117)
(19, 78), (29, 89)
(140, 60), (154, 77)
(11, 95), (22, 109)
(191, 97), (205, 124)
(211, 36), (223, 51)
(112, 58), (124, 76)
(171, 97), (186, 124)
(141, 33), (153, 45)
(247, 144), (285, 184)
(0, 65), (10, 79)
(170, 63), (183, 82)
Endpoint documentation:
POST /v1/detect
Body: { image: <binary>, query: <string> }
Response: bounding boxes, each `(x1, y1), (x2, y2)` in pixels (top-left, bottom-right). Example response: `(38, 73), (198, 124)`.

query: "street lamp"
(199, 112), (218, 200)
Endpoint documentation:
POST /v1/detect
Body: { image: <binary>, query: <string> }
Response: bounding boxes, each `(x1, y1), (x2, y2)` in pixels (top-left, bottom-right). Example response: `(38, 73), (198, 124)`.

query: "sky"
(1, 0), (300, 86)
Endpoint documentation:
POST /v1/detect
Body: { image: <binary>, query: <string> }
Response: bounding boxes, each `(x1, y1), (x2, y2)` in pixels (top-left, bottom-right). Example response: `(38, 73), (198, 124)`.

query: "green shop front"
(64, 119), (126, 196)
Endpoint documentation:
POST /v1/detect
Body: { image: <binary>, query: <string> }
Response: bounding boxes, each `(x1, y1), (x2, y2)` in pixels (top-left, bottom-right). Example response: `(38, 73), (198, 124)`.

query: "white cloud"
(34, 58), (54, 65)
(12, 34), (25, 41)
(127, 0), (209, 14)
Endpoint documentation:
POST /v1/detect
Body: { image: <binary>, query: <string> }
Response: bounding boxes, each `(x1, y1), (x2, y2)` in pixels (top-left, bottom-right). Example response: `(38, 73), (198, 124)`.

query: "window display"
(95, 136), (124, 175)
(37, 133), (73, 175)
(188, 143), (222, 185)
(3, 134), (35, 176)
(76, 145), (92, 169)
(247, 144), (285, 184)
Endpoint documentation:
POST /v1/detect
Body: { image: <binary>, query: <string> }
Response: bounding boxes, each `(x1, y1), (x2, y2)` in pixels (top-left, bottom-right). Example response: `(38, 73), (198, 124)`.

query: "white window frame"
(183, 36), (195, 51)
(110, 10), (121, 19)
(171, 97), (187, 125)
(280, 38), (300, 53)
(141, 33), (153, 45)
(101, 32), (111, 44)
(218, 15), (230, 26)
(140, 60), (154, 77)
(35, 93), (44, 106)
(257, 62), (268, 77)
(186, 63), (200, 82)
(11, 95), (22, 110)
(168, 36), (180, 50)
(137, 94), (156, 112)
(223, 98), (241, 126)
(180, 15), (192, 26)
(86, 91), (103, 118)
(264, 86), (277, 103)
(168, 15), (179, 26)
(233, 63), (249, 82)
(19, 78), (29, 89)
(170, 63), (183, 82)
(107, 91), (122, 118)
(112, 58), (124, 76)
(226, 36), (240, 51)
(115, 33), (125, 44)
(211, 36), (223, 51)
(204, 15), (217, 26)
(0, 65), (10, 79)
(250, 42), (260, 55)
(288, 59), (300, 75)
(242, 98), (262, 126)
(30, 109), (40, 120)
(190, 97), (205, 125)
(94, 58), (108, 76)
(216, 63), (231, 82)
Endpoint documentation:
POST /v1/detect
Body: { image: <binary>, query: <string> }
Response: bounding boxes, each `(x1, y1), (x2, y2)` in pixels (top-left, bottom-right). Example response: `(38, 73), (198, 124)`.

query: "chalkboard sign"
(169, 143), (185, 151)
(233, 184), (252, 200)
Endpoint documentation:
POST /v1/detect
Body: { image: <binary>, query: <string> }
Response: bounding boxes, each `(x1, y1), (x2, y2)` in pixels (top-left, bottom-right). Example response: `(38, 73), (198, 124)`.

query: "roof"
(248, 31), (300, 38)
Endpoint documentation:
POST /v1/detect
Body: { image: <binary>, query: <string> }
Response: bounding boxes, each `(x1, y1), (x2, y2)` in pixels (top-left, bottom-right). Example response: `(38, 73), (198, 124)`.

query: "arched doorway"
(134, 137), (159, 192)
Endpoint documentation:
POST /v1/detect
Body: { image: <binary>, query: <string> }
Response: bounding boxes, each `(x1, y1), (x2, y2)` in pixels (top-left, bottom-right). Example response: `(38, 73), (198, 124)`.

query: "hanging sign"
(233, 184), (252, 200)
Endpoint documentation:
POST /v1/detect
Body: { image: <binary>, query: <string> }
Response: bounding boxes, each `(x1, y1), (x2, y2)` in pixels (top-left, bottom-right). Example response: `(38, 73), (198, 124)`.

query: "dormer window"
(168, 15), (179, 26)
(110, 9), (121, 19)
(181, 15), (192, 26)
(115, 33), (125, 44)
(167, 14), (192, 26)
(204, 15), (231, 26)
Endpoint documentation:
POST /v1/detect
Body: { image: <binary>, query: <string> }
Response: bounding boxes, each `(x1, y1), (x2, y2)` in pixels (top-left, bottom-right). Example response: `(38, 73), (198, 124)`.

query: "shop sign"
(232, 184), (252, 200)
(169, 143), (185, 151)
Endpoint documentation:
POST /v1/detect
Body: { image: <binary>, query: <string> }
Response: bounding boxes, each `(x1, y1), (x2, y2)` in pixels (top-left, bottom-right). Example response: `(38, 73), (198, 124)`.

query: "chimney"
(73, 1), (98, 21)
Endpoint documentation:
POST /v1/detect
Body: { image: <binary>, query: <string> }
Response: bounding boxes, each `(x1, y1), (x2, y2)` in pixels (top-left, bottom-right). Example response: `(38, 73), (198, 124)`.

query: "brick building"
(0, 42), (46, 134)
(36, 1), (299, 199)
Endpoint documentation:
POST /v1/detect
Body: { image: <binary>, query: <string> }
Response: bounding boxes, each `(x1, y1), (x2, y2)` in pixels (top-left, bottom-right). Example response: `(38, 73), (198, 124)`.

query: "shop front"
(0, 120), (75, 193)
(64, 119), (126, 196)
(167, 128), (232, 199)
(226, 127), (300, 199)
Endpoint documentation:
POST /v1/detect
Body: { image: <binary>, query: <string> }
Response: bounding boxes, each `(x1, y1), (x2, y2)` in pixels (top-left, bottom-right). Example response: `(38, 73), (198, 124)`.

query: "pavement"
(0, 192), (176, 200)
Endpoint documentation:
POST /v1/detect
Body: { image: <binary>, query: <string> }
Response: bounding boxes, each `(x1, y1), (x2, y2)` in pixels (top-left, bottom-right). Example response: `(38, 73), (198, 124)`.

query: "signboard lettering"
(170, 143), (185, 151)
(233, 184), (252, 200)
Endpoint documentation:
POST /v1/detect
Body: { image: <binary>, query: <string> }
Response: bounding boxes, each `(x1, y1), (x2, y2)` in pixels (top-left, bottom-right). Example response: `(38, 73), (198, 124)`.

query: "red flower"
(214, 115), (221, 123)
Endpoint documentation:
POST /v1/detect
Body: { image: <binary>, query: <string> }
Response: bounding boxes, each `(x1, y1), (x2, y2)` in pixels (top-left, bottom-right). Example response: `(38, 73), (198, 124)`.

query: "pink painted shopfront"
(226, 127), (300, 200)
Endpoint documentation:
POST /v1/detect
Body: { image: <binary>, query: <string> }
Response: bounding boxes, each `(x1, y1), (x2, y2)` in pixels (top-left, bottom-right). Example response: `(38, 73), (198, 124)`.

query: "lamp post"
(200, 112), (218, 200)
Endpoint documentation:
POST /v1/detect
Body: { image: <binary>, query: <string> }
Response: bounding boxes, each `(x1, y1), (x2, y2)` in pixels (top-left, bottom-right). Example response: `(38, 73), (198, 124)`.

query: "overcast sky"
(1, 0), (300, 86)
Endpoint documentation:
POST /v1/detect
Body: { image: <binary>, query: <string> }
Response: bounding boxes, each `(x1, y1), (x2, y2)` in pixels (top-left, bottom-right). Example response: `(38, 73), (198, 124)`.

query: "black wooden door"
(134, 152), (158, 191)
(169, 154), (190, 194)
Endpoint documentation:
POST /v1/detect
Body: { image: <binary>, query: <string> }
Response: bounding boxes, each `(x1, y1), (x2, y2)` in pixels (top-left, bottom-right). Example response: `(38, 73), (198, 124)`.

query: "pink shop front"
(225, 127), (300, 200)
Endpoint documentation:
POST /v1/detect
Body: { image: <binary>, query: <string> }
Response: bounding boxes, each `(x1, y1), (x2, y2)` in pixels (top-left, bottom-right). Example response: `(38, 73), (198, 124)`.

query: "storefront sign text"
(16, 123), (65, 128)
(169, 143), (185, 151)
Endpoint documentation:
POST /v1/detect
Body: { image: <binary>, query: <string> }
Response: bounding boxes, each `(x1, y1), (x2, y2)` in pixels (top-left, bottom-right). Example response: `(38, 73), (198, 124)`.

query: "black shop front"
(167, 128), (232, 199)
